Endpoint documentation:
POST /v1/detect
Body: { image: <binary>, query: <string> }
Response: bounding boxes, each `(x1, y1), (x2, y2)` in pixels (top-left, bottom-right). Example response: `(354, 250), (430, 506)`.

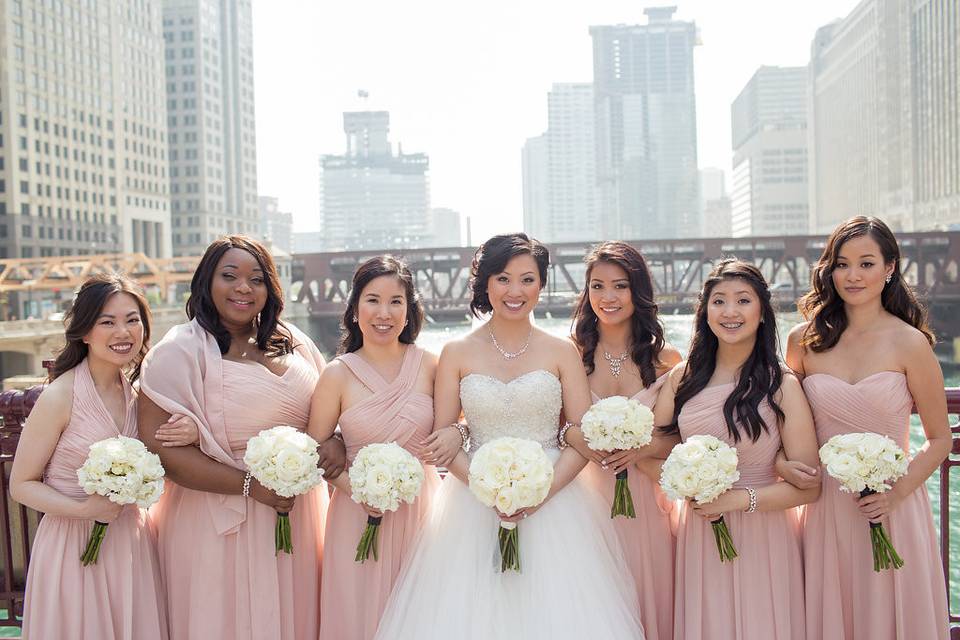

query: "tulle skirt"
(373, 470), (645, 639)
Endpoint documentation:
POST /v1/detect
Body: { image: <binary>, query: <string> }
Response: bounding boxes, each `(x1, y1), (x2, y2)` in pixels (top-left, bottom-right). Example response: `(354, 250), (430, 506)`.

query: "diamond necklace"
(602, 348), (630, 378)
(489, 326), (533, 360)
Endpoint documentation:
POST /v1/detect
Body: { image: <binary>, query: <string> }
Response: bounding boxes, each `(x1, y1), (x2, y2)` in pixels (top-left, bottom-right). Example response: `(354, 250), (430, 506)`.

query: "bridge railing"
(0, 384), (956, 631)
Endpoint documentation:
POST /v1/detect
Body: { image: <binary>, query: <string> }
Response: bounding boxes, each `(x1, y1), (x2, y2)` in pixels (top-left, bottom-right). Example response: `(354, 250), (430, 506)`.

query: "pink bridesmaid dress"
(674, 383), (805, 640)
(319, 346), (441, 640)
(147, 352), (327, 640)
(22, 359), (168, 640)
(802, 372), (948, 640)
(581, 374), (676, 640)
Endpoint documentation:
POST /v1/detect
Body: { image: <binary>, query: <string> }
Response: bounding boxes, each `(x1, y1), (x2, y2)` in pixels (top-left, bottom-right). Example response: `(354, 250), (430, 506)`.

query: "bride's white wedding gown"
(373, 370), (645, 639)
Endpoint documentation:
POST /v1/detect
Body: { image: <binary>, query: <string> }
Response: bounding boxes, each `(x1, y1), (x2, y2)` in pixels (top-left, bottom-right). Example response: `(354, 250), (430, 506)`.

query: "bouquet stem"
(498, 522), (520, 572)
(81, 521), (108, 566)
(611, 469), (636, 519)
(710, 515), (738, 562)
(354, 515), (383, 563)
(275, 512), (292, 555)
(860, 489), (904, 571)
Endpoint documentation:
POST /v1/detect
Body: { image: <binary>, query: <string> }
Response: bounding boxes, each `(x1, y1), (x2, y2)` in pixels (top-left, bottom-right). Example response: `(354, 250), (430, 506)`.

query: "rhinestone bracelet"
(745, 487), (758, 513)
(242, 471), (253, 498)
(557, 422), (574, 450)
(451, 422), (471, 452)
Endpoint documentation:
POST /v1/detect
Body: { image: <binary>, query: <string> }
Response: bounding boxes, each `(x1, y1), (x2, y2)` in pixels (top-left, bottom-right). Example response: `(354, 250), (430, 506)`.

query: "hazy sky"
(252, 0), (860, 242)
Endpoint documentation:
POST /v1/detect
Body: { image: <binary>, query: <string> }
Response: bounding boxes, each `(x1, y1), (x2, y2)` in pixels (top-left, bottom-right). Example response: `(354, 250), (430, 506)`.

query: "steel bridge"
(293, 232), (960, 319)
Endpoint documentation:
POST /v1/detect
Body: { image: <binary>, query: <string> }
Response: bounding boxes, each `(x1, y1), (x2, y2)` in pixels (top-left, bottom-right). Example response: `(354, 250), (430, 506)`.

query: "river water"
(410, 312), (959, 606)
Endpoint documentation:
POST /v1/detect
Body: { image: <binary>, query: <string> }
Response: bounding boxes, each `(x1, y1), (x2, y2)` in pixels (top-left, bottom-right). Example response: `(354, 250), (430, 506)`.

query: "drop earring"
(885, 274), (892, 284)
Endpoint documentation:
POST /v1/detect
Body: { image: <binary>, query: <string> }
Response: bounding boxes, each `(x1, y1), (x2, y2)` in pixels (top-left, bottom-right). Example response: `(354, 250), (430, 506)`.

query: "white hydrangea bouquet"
(76, 435), (165, 565)
(819, 432), (910, 571)
(581, 396), (655, 518)
(243, 426), (325, 555)
(660, 434), (740, 562)
(349, 442), (424, 563)
(468, 437), (554, 572)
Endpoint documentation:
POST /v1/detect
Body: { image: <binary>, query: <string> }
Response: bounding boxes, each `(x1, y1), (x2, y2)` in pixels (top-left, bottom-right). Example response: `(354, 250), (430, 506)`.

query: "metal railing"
(0, 384), (956, 631)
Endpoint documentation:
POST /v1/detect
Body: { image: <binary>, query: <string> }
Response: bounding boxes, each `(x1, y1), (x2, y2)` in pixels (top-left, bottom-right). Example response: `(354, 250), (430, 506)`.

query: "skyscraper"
(258, 195), (293, 254)
(521, 134), (548, 240)
(730, 66), (808, 237)
(522, 84), (601, 244)
(320, 111), (430, 251)
(0, 0), (171, 260)
(163, 0), (259, 256)
(590, 7), (700, 240)
(910, 0), (960, 229)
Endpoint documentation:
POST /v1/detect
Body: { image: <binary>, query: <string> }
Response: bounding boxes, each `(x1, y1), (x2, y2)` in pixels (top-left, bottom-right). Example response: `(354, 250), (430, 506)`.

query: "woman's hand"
(691, 489), (748, 519)
(420, 426), (462, 467)
(774, 448), (820, 489)
(496, 503), (541, 525)
(318, 436), (347, 479)
(154, 413), (200, 447)
(249, 478), (295, 513)
(601, 448), (647, 474)
(564, 426), (607, 466)
(80, 494), (124, 523)
(857, 488), (904, 523)
(359, 502), (384, 519)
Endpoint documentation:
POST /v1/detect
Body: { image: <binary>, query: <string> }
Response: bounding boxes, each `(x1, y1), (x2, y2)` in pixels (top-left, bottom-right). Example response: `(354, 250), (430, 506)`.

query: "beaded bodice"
(460, 369), (562, 453)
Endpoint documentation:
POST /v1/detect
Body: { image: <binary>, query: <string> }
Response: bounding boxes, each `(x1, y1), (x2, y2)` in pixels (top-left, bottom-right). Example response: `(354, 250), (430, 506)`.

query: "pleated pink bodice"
(801, 371), (948, 640)
(22, 360), (168, 640)
(585, 373), (676, 640)
(673, 382), (805, 640)
(319, 345), (440, 640)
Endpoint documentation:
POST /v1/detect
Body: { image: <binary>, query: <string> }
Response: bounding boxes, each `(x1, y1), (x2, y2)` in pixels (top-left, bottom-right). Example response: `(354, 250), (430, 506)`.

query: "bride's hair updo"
(469, 233), (549, 318)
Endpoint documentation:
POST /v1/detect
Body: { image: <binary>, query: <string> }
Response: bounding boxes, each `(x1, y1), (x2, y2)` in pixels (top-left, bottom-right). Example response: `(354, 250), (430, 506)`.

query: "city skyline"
(252, 0), (860, 241)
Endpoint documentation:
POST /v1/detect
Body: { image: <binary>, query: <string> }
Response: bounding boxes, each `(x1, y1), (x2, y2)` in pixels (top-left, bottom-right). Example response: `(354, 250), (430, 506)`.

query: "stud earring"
(885, 275), (892, 284)
(352, 314), (357, 323)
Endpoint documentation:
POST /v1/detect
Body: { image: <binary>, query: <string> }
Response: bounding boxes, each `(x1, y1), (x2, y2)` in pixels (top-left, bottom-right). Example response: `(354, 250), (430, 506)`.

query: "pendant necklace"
(602, 348), (629, 378)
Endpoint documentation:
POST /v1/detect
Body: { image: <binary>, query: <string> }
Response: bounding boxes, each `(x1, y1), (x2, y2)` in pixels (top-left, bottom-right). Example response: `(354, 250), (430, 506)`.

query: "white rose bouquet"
(660, 434), (740, 562)
(581, 396), (655, 518)
(468, 437), (554, 572)
(349, 442), (425, 563)
(819, 432), (909, 571)
(243, 426), (325, 554)
(76, 435), (165, 565)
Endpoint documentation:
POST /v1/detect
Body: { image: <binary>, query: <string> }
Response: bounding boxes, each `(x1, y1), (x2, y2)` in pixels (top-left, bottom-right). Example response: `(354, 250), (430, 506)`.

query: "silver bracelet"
(557, 422), (574, 450)
(242, 471), (253, 498)
(451, 423), (471, 452)
(744, 487), (758, 513)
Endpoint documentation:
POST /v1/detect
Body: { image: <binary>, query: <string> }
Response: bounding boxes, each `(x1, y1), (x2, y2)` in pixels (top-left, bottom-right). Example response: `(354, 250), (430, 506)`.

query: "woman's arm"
(692, 375), (821, 517)
(774, 325), (820, 489)
(9, 375), (123, 522)
(138, 393), (293, 511)
(858, 331), (952, 522)
(431, 342), (471, 483)
(306, 364), (351, 492)
(542, 340), (593, 499)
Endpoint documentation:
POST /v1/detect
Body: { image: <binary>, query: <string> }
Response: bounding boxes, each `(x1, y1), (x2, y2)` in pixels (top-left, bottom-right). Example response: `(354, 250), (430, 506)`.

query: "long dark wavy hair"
(50, 273), (152, 382)
(572, 242), (665, 387)
(338, 255), (425, 355)
(664, 259), (784, 443)
(798, 216), (934, 351)
(185, 235), (294, 357)
(469, 233), (549, 318)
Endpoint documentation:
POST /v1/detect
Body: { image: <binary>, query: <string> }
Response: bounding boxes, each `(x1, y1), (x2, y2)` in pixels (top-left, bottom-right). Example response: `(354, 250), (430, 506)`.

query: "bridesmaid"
(783, 216), (950, 639)
(12, 274), (190, 639)
(564, 241), (681, 640)
(650, 259), (820, 640)
(137, 235), (343, 640)
(311, 256), (441, 640)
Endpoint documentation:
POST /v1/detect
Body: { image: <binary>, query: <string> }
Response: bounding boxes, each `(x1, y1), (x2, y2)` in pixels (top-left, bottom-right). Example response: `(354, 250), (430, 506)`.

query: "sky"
(252, 0), (861, 242)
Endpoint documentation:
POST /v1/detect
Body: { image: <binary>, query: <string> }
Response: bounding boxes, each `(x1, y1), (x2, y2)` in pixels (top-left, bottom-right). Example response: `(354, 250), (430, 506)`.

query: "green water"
(417, 313), (960, 609)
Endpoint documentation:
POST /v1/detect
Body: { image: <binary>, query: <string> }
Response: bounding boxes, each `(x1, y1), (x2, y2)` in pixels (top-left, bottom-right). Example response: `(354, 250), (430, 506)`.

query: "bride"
(374, 233), (645, 639)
